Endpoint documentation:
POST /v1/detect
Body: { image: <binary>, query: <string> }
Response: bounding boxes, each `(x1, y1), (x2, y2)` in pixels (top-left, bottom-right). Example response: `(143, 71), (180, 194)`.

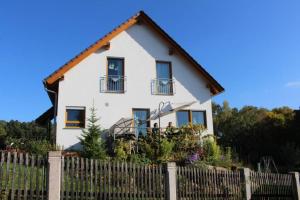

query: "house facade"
(36, 11), (224, 149)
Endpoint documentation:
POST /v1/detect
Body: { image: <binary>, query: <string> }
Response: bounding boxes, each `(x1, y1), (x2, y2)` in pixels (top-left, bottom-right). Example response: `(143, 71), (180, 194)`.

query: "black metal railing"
(151, 78), (175, 95)
(100, 75), (126, 93)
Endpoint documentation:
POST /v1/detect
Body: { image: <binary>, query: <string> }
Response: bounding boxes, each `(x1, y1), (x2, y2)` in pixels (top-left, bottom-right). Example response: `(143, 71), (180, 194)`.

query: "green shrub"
(158, 138), (175, 163)
(193, 160), (209, 169)
(114, 138), (131, 161)
(128, 154), (151, 165)
(166, 124), (204, 163)
(109, 123), (235, 168)
(201, 139), (234, 168)
(203, 139), (221, 163)
(138, 132), (158, 161)
(25, 140), (56, 156)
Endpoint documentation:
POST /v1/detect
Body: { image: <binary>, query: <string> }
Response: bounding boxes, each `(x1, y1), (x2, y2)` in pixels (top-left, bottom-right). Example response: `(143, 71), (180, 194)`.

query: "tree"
(0, 122), (7, 148)
(213, 101), (300, 171)
(79, 106), (107, 159)
(0, 120), (49, 150)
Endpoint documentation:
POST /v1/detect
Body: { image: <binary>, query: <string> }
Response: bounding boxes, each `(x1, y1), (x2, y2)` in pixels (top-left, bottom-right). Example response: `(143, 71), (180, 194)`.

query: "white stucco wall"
(56, 24), (214, 149)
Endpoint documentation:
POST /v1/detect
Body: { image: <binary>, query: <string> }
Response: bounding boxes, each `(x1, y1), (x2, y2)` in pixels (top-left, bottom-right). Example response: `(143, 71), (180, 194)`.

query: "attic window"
(65, 107), (85, 128)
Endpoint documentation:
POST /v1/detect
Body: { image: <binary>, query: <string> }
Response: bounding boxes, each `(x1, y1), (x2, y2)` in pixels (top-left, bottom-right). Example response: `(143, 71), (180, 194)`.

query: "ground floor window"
(176, 110), (206, 127)
(65, 107), (85, 128)
(176, 111), (190, 127)
(132, 108), (150, 137)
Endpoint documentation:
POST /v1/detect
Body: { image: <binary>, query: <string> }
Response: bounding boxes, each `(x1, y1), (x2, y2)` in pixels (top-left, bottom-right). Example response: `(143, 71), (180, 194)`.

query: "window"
(132, 109), (150, 137)
(107, 57), (124, 92)
(154, 61), (173, 95)
(65, 107), (85, 128)
(156, 61), (172, 80)
(191, 111), (206, 126)
(176, 110), (206, 127)
(176, 111), (190, 127)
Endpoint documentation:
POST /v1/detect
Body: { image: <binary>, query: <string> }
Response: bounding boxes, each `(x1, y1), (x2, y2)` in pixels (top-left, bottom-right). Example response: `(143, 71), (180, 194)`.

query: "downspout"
(43, 80), (58, 145)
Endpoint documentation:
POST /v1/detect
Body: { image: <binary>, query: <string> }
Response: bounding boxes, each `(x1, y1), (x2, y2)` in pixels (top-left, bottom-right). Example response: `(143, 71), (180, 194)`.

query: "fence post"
(290, 172), (300, 200)
(47, 151), (62, 200)
(166, 162), (177, 200)
(240, 168), (251, 200)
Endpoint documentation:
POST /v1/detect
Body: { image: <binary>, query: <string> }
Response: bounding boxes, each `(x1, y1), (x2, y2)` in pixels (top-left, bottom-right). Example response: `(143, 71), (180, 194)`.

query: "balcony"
(151, 78), (175, 95)
(100, 75), (126, 93)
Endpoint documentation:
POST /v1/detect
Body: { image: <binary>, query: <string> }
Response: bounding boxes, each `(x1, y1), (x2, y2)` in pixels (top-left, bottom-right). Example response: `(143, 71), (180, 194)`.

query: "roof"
(44, 10), (224, 95)
(35, 107), (54, 126)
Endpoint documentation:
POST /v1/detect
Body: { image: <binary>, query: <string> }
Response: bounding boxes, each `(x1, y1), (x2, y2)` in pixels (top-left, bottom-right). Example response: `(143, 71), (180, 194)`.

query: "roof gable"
(44, 11), (224, 95)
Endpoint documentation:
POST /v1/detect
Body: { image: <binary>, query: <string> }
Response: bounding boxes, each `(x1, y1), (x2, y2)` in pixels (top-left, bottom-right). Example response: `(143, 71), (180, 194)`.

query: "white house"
(36, 11), (224, 149)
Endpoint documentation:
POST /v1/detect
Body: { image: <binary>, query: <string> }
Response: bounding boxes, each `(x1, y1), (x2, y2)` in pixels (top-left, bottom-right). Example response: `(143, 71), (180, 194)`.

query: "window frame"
(132, 108), (151, 136)
(106, 57), (125, 77)
(176, 110), (207, 127)
(156, 60), (173, 80)
(191, 110), (207, 127)
(155, 60), (174, 95)
(105, 57), (125, 93)
(65, 107), (86, 129)
(176, 110), (191, 127)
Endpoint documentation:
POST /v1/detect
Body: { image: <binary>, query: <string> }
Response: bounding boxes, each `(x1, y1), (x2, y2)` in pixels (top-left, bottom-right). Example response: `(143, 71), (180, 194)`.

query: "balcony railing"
(100, 75), (126, 93)
(151, 78), (175, 95)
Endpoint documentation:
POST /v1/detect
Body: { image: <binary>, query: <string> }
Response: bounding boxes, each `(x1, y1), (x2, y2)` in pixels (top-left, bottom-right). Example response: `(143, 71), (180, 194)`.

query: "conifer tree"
(79, 105), (107, 159)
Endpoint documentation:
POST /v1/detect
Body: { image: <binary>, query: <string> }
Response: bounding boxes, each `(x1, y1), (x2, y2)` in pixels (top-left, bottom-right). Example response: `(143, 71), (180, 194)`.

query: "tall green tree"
(79, 106), (107, 159)
(213, 101), (300, 171)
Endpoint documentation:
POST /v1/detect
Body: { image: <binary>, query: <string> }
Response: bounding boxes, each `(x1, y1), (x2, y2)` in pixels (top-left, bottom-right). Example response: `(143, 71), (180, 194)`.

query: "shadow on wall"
(125, 26), (211, 105)
(65, 129), (110, 151)
(66, 142), (82, 151)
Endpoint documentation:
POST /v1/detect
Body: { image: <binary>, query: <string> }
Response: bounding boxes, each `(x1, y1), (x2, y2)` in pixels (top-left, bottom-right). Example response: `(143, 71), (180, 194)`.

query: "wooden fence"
(0, 151), (48, 200)
(60, 156), (298, 200)
(61, 156), (166, 200)
(0, 150), (297, 200)
(176, 166), (243, 200)
(250, 171), (294, 200)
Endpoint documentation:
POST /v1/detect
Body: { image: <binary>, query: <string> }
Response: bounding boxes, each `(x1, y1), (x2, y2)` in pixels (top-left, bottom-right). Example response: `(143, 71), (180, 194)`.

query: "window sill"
(63, 127), (85, 130)
(100, 91), (126, 94)
(152, 93), (174, 96)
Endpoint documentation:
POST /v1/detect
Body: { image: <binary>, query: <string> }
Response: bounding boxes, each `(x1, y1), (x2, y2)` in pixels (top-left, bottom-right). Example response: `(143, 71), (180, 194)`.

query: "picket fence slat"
(0, 151), (47, 200)
(17, 153), (22, 200)
(250, 171), (294, 200)
(61, 156), (166, 200)
(176, 166), (244, 200)
(177, 167), (295, 200)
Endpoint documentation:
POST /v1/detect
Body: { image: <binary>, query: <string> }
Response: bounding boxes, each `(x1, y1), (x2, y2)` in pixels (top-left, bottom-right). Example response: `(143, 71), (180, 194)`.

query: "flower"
(187, 153), (200, 163)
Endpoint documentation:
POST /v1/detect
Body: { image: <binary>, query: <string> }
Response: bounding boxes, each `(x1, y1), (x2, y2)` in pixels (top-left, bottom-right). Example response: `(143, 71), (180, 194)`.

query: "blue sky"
(0, 0), (299, 122)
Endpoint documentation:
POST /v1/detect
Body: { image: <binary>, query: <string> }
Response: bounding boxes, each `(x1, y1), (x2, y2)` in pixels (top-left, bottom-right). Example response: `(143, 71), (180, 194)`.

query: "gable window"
(106, 57), (125, 92)
(152, 61), (174, 95)
(65, 107), (85, 128)
(176, 110), (206, 127)
(132, 109), (150, 137)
